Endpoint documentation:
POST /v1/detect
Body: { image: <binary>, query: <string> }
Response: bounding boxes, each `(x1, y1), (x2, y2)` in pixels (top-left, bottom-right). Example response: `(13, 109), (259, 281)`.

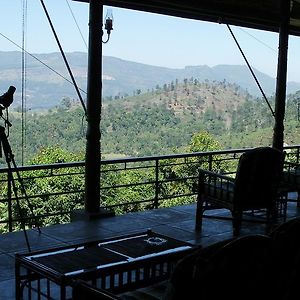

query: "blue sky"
(1, 0), (300, 82)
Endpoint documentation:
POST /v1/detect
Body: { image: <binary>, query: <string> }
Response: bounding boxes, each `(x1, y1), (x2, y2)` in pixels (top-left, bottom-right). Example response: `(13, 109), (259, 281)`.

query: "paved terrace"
(1, 194), (300, 300)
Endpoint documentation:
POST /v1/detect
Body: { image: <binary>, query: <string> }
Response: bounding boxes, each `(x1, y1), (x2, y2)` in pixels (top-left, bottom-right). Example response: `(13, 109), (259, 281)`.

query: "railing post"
(7, 171), (12, 232)
(154, 159), (159, 209)
(208, 154), (213, 171)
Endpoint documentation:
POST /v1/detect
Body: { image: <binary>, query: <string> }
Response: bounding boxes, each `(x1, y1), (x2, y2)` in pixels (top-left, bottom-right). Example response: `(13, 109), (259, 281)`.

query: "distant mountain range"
(0, 51), (300, 110)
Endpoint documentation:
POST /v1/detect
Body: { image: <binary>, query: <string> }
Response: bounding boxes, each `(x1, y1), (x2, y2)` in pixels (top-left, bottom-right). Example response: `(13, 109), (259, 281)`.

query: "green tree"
(159, 131), (227, 208)
(101, 164), (155, 214)
(189, 131), (221, 153)
(14, 146), (85, 230)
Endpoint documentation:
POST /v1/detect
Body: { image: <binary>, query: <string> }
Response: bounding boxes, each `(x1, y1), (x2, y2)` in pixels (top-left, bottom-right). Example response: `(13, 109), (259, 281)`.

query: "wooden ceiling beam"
(72, 0), (300, 36)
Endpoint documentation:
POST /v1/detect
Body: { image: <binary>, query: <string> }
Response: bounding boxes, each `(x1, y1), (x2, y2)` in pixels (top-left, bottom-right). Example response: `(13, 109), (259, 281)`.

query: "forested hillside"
(1, 79), (300, 231)
(4, 79), (300, 165)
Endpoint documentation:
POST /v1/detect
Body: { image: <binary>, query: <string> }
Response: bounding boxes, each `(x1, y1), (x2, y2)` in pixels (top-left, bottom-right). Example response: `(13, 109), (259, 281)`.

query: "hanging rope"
(39, 0), (87, 115)
(226, 24), (275, 118)
(21, 0), (28, 165)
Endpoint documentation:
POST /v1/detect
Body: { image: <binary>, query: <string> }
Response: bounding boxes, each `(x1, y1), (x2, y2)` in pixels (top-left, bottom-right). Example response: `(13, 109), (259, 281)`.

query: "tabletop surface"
(21, 231), (192, 276)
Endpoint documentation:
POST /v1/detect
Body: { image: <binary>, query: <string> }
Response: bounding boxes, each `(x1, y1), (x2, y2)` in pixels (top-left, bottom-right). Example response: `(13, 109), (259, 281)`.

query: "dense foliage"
(0, 131), (226, 232)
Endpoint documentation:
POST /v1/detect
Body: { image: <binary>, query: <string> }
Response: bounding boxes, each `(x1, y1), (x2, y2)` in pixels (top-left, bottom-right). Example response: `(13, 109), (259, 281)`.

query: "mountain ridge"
(0, 51), (299, 110)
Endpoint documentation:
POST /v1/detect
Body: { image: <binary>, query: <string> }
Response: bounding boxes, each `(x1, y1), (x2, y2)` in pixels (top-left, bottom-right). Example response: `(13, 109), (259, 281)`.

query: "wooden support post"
(272, 0), (290, 151)
(85, 0), (102, 214)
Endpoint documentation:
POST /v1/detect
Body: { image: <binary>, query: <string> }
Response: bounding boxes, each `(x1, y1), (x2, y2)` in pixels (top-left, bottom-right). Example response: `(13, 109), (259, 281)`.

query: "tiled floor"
(1, 193), (300, 300)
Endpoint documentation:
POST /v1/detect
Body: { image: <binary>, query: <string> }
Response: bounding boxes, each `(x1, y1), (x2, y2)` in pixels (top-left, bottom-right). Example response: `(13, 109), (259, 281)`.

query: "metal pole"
(85, 0), (102, 214)
(7, 172), (12, 232)
(272, 0), (290, 151)
(154, 159), (159, 209)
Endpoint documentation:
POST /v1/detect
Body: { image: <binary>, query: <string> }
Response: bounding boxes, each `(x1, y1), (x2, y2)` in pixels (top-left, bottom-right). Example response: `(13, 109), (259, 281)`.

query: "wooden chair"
(195, 147), (285, 235)
(269, 217), (300, 299)
(164, 234), (276, 300)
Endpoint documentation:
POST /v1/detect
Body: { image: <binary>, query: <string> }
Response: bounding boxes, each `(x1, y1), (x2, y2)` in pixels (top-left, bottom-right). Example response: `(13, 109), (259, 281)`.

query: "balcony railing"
(0, 145), (299, 232)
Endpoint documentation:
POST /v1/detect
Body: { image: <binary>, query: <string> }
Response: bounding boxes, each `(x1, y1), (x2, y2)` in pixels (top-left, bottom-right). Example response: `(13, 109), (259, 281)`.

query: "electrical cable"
(227, 24), (275, 118)
(39, 0), (87, 115)
(0, 31), (87, 96)
(65, 0), (88, 49)
(237, 27), (277, 53)
(21, 0), (28, 166)
(65, 0), (95, 138)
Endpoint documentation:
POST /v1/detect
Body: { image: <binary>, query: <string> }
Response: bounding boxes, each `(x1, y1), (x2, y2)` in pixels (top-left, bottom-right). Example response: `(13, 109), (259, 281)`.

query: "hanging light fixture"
(102, 9), (113, 43)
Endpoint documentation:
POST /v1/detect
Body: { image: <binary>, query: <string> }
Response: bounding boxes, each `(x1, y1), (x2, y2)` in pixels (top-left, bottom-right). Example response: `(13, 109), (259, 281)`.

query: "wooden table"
(15, 230), (194, 300)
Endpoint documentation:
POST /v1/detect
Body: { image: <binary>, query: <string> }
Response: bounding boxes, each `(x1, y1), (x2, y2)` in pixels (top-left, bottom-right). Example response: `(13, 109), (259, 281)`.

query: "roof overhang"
(73, 0), (300, 36)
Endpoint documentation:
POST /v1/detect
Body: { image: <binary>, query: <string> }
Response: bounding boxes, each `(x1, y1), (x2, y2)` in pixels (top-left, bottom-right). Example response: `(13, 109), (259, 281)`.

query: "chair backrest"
(269, 217), (300, 299)
(270, 216), (300, 270)
(197, 234), (275, 300)
(233, 147), (285, 210)
(165, 235), (275, 300)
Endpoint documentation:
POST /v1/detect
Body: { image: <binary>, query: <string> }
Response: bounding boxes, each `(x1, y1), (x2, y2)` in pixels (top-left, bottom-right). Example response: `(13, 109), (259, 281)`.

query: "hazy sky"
(1, 0), (300, 82)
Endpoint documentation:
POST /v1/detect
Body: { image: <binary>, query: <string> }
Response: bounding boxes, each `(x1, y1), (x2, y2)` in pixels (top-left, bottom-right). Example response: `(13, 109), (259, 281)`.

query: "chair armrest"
(198, 168), (235, 182)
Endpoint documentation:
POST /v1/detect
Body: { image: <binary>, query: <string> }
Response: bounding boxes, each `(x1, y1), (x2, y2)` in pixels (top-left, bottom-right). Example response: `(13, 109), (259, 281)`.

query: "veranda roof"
(74, 0), (300, 36)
